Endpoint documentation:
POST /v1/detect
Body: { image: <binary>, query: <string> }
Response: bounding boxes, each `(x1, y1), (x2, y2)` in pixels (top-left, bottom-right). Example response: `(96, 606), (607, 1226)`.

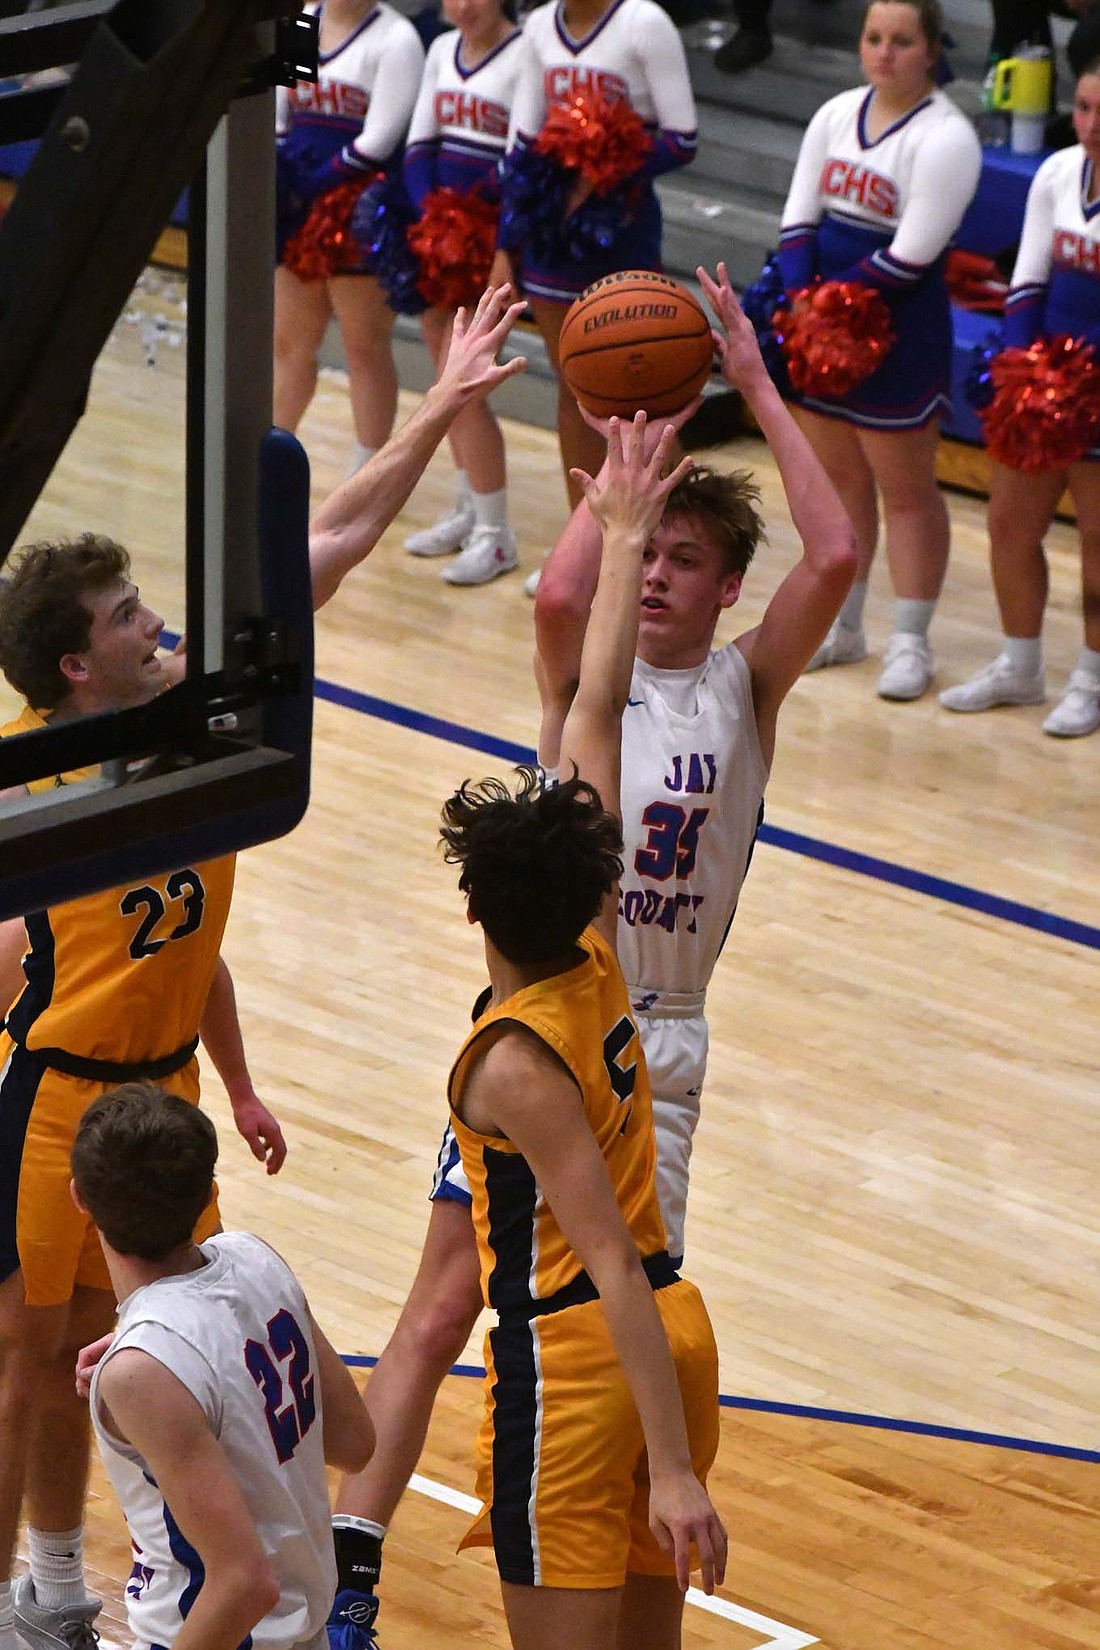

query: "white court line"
(408, 1473), (820, 1649)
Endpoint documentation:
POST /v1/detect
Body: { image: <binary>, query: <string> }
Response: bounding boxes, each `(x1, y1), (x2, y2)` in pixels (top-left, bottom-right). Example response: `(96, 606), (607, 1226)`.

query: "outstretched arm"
(533, 400), (698, 771)
(698, 264), (857, 762)
(559, 415), (693, 945)
(309, 286), (527, 611)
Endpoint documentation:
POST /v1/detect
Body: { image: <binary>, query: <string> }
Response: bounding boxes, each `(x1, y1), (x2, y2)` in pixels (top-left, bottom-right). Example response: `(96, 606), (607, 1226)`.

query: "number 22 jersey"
(90, 1233), (335, 1650)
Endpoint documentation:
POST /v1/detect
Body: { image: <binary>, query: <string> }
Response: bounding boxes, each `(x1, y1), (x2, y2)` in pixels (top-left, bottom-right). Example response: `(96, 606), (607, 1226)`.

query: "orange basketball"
(558, 271), (713, 419)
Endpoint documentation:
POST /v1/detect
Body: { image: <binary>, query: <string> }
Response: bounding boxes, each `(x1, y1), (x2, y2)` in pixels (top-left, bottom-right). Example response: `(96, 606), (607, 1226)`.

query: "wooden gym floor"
(4, 279), (1097, 1650)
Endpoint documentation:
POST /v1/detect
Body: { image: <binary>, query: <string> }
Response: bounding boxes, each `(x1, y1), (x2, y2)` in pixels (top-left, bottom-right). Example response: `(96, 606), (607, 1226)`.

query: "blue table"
(943, 145), (1053, 443)
(955, 143), (1049, 260)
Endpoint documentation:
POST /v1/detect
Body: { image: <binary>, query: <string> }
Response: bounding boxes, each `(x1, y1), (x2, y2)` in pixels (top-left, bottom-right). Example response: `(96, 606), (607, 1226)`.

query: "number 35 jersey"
(2, 704), (234, 1064)
(617, 645), (769, 1000)
(91, 1232), (335, 1650)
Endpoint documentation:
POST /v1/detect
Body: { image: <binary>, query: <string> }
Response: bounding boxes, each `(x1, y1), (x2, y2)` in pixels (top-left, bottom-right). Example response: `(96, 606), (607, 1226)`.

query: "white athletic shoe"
(1042, 669), (1100, 737)
(877, 632), (934, 701)
(13, 1576), (101, 1650)
(938, 653), (1046, 714)
(405, 500), (475, 557)
(524, 567), (542, 598)
(442, 526), (518, 586)
(803, 620), (867, 673)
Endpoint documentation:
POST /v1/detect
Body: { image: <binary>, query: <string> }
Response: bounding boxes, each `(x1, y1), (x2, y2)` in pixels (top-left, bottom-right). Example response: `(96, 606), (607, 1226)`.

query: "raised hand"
(436, 283), (528, 406)
(570, 410), (695, 546)
(698, 262), (770, 396)
(577, 392), (703, 462)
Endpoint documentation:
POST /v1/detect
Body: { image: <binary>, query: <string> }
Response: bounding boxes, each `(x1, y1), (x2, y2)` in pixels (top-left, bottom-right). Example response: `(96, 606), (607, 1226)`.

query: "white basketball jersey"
(91, 1233), (335, 1650)
(277, 2), (424, 163)
(507, 0), (696, 148)
(617, 646), (769, 999)
(781, 85), (980, 277)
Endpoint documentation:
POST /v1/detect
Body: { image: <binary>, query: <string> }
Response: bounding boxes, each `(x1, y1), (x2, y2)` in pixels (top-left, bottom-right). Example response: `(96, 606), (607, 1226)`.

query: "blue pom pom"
(564, 185), (637, 259)
(351, 176), (427, 315)
(963, 329), (1003, 411)
(499, 149), (568, 261)
(741, 252), (786, 332)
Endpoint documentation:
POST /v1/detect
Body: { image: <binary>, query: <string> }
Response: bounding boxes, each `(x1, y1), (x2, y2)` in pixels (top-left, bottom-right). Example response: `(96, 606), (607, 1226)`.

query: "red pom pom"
(407, 187), (499, 310)
(981, 335), (1100, 472)
(777, 280), (895, 399)
(534, 89), (653, 195)
(282, 178), (377, 281)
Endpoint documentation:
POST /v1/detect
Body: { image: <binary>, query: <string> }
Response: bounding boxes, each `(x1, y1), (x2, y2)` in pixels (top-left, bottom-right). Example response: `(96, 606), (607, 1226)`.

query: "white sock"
(893, 597), (936, 640)
(838, 580), (868, 631)
(453, 469), (472, 508)
(1075, 644), (1100, 683)
(345, 443), (377, 479)
(1003, 635), (1042, 675)
(0, 1580), (15, 1650)
(27, 1527), (86, 1611)
(471, 488), (508, 531)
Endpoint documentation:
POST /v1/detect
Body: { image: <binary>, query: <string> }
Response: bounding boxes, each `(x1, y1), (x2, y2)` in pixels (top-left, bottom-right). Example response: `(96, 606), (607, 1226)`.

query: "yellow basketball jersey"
(2, 706), (235, 1063)
(448, 927), (668, 1317)
(3, 702), (98, 792)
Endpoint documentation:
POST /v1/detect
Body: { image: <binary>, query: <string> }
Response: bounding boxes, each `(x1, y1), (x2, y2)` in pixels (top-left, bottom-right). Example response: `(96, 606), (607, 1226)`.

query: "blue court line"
(313, 674), (1100, 953)
(340, 1353), (1100, 1463)
(315, 677), (533, 766)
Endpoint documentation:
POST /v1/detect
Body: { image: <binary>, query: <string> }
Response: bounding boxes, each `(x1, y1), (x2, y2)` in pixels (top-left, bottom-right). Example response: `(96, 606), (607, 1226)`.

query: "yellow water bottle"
(992, 48), (1052, 153)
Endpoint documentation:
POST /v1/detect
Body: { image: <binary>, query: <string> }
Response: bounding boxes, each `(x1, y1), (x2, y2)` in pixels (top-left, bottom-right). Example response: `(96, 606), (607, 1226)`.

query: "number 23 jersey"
(617, 644), (769, 999)
(2, 705), (233, 1064)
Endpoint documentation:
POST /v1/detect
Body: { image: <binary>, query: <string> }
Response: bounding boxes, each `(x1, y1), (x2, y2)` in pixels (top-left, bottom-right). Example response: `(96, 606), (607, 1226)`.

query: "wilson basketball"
(558, 271), (713, 419)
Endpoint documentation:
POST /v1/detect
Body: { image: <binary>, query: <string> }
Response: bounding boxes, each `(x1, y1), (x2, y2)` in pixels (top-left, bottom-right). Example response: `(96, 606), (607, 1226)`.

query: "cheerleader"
(401, 0), (523, 584)
(775, 0), (981, 700)
(494, 0), (697, 511)
(939, 63), (1100, 738)
(274, 0), (424, 472)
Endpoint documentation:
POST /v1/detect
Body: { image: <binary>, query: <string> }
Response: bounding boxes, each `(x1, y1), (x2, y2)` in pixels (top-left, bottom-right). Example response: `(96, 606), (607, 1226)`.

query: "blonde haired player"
(329, 267), (856, 1646)
(440, 412), (724, 1649)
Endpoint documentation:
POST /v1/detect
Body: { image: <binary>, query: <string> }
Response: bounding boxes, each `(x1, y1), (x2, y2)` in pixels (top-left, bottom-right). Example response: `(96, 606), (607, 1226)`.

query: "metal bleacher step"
(686, 29), (858, 127)
(686, 106), (803, 198)
(658, 178), (779, 292)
